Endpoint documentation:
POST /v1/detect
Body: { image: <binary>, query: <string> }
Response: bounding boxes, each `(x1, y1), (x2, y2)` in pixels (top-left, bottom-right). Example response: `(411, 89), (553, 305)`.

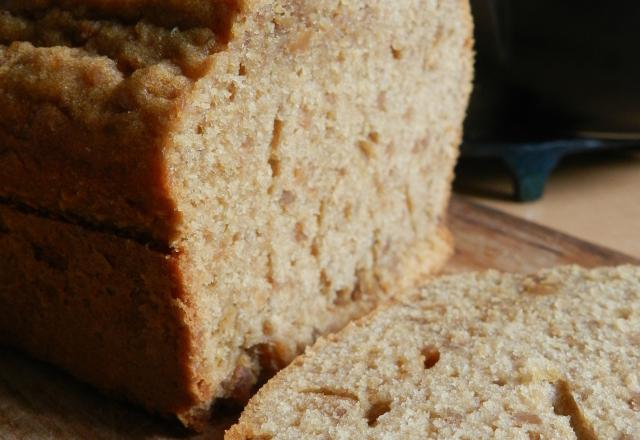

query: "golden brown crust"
(0, 204), (200, 416)
(1, 0), (245, 38)
(0, 5), (233, 242)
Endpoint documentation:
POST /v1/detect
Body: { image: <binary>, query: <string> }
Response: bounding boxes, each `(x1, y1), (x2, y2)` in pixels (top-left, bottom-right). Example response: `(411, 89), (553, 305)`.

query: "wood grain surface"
(1, 196), (637, 439)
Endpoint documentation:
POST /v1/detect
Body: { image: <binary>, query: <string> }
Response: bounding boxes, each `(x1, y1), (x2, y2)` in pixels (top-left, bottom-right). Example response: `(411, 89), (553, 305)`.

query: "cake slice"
(0, 0), (473, 427)
(227, 266), (640, 439)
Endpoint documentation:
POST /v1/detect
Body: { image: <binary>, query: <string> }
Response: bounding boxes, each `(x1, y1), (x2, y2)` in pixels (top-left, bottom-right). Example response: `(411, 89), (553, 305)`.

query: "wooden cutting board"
(1, 196), (637, 439)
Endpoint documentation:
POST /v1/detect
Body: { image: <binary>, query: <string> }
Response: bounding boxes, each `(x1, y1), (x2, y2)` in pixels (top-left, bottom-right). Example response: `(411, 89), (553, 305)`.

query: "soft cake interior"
(168, 0), (472, 419)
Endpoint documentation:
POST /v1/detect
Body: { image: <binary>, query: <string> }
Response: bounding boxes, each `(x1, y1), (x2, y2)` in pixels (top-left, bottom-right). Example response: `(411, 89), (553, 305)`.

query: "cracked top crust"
(1, 0), (245, 37)
(0, 9), (222, 76)
(0, 4), (234, 243)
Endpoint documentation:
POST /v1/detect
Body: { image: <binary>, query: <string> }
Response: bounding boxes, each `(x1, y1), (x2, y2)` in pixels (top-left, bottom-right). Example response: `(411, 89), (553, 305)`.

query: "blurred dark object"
(463, 1), (640, 201)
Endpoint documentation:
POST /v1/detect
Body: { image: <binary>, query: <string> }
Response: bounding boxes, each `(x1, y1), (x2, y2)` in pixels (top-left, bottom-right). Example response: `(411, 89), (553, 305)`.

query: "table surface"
(456, 149), (640, 258)
(1, 196), (637, 439)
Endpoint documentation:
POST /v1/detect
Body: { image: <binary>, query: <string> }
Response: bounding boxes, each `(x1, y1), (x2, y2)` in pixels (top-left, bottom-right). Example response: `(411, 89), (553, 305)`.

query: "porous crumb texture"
(227, 266), (640, 439)
(0, 0), (473, 426)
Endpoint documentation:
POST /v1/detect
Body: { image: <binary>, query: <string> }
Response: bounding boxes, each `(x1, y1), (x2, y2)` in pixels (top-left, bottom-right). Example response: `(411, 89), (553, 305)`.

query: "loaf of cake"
(227, 266), (640, 439)
(0, 0), (473, 427)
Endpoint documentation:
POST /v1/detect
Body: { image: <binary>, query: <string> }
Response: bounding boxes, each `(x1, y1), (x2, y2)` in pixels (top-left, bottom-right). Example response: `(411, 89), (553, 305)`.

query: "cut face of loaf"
(0, 0), (473, 426)
(227, 266), (640, 439)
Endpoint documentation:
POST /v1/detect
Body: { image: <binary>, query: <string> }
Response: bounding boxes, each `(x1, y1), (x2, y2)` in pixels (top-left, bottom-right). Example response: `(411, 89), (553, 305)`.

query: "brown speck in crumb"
(493, 378), (507, 387)
(391, 45), (403, 60)
(227, 82), (237, 101)
(293, 166), (306, 184)
(514, 413), (543, 426)
(294, 222), (308, 242)
(319, 270), (331, 295)
(357, 140), (375, 160)
(343, 203), (353, 220)
(311, 241), (320, 258)
(241, 137), (254, 149)
(412, 137), (429, 154)
(350, 283), (363, 302)
(334, 288), (351, 306)
(617, 308), (632, 320)
(395, 357), (408, 377)
(279, 190), (296, 207)
(288, 30), (313, 53)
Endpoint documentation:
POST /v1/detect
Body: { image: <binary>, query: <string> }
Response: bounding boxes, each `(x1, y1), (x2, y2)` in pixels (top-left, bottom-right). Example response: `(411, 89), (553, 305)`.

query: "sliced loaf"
(0, 0), (473, 427)
(227, 266), (640, 439)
